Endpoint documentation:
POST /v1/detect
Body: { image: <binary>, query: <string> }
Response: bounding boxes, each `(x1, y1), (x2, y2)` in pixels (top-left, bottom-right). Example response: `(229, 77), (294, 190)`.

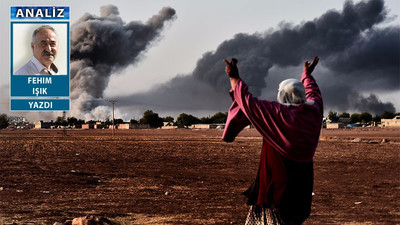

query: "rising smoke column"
(69, 5), (176, 119)
(191, 0), (397, 96)
(119, 0), (398, 115)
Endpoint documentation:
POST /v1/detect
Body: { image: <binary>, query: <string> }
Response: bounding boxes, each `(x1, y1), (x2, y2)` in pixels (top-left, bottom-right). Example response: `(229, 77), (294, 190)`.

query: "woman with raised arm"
(222, 57), (323, 225)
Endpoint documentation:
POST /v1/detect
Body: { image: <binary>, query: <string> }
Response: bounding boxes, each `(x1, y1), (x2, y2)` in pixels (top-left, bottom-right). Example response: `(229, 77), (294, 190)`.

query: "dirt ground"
(0, 128), (399, 224)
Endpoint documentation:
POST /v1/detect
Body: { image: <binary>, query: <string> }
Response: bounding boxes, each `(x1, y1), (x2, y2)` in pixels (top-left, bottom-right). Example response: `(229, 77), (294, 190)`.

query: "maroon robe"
(222, 71), (323, 223)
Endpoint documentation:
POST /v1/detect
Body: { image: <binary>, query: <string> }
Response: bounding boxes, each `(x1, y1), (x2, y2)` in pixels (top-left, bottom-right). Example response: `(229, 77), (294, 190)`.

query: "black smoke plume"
(69, 5), (176, 119)
(119, 0), (398, 116)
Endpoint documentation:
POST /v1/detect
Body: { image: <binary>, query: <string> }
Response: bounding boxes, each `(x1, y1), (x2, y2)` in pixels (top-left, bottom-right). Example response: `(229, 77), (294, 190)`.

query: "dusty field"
(0, 128), (399, 224)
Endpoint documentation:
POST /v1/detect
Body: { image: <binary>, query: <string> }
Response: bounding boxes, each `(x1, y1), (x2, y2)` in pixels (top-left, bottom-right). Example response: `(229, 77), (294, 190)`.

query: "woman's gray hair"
(277, 79), (306, 105)
(31, 25), (57, 43)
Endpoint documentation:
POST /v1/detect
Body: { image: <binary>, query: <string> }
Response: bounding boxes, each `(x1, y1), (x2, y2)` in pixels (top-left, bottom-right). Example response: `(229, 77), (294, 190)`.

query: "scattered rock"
(165, 191), (169, 196)
(0, 187), (3, 191)
(55, 215), (115, 225)
(351, 138), (362, 143)
(354, 201), (362, 205)
(381, 139), (389, 143)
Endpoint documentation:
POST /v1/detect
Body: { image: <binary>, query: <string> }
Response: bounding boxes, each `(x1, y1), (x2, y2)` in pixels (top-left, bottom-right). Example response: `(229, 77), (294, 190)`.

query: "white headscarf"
(277, 79), (306, 105)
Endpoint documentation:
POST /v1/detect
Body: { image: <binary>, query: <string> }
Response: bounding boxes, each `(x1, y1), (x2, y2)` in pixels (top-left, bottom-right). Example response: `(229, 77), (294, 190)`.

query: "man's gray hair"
(31, 25), (57, 43)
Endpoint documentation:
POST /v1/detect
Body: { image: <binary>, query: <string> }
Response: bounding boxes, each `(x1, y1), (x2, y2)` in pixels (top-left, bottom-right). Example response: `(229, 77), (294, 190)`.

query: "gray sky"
(1, 0), (399, 121)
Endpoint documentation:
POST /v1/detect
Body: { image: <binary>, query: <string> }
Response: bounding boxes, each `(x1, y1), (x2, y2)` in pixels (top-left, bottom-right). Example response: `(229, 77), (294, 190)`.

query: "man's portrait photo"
(13, 23), (68, 75)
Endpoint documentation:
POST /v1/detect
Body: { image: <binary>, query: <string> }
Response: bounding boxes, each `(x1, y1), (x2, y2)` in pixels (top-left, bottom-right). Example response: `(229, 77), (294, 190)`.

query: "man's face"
(31, 29), (58, 68)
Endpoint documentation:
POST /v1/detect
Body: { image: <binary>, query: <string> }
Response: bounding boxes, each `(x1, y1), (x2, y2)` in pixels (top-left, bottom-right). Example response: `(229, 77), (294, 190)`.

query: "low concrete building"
(381, 116), (400, 128)
(118, 124), (130, 129)
(111, 123), (151, 129)
(73, 124), (82, 129)
(326, 123), (345, 129)
(94, 122), (105, 129)
(82, 124), (94, 129)
(108, 125), (118, 130)
(191, 124), (227, 129)
(34, 121), (53, 129)
(191, 124), (213, 129)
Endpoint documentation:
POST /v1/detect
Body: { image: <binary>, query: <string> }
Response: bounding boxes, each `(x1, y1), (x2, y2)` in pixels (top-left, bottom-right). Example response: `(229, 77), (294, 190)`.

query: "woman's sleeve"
(222, 97), (251, 142)
(301, 71), (323, 117)
(223, 79), (283, 146)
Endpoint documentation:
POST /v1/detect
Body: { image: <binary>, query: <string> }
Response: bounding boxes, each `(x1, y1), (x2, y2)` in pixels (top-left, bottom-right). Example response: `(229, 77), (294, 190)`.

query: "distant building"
(326, 123), (345, 129)
(108, 123), (151, 129)
(381, 116), (400, 128)
(9, 116), (27, 123)
(73, 124), (82, 129)
(118, 124), (130, 129)
(34, 121), (53, 129)
(191, 124), (213, 129)
(82, 124), (94, 129)
(8, 116), (32, 129)
(94, 122), (105, 129)
(190, 124), (227, 129)
(108, 125), (118, 130)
